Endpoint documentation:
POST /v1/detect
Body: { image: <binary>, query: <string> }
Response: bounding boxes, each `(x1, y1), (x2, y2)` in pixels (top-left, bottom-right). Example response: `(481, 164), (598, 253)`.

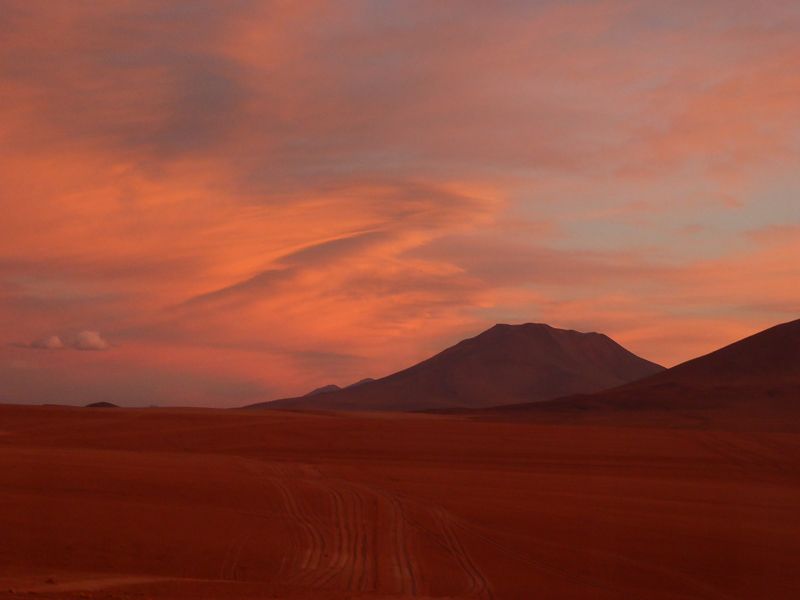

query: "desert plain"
(1, 403), (799, 600)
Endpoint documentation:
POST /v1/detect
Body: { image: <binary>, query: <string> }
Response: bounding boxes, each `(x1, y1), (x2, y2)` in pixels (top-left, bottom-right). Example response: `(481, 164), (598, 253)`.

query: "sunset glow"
(1, 1), (798, 406)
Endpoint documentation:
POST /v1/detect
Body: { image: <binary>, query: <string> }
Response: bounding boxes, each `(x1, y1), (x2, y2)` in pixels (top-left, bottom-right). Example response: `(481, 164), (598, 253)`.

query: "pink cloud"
(73, 331), (110, 351)
(0, 1), (797, 404)
(30, 335), (64, 350)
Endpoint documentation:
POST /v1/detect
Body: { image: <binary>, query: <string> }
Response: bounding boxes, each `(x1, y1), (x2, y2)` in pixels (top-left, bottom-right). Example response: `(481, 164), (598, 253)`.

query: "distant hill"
(301, 378), (376, 398)
(304, 384), (342, 397)
(347, 378), (375, 388)
(85, 401), (118, 408)
(246, 323), (663, 411)
(490, 319), (800, 427)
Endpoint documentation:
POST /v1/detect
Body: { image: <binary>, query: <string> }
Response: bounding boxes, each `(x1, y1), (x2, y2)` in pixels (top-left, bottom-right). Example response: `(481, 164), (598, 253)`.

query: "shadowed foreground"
(1, 404), (799, 599)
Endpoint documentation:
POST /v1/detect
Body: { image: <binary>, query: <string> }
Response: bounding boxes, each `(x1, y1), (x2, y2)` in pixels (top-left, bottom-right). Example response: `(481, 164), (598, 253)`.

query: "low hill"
(305, 384), (342, 397)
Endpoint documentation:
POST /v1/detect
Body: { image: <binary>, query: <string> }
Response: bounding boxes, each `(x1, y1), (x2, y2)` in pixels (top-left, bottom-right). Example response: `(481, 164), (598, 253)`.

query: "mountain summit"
(248, 323), (663, 411)
(497, 318), (800, 422)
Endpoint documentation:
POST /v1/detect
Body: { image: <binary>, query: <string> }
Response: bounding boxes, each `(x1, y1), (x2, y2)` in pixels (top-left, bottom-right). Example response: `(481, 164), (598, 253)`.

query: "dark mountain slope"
(490, 319), (800, 426)
(247, 323), (663, 411)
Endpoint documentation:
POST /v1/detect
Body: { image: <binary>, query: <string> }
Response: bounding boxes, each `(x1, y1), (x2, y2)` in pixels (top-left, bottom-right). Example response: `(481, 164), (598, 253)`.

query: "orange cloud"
(0, 1), (798, 405)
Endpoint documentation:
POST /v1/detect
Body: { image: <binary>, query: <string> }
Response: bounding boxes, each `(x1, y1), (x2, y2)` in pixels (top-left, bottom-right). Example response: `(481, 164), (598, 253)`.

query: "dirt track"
(1, 404), (799, 598)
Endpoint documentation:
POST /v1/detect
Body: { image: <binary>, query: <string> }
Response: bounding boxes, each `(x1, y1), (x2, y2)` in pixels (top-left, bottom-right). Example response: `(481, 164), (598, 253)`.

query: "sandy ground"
(0, 404), (799, 599)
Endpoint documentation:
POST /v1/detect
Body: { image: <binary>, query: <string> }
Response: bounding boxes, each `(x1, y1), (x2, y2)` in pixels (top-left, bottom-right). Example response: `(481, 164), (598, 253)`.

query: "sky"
(1, 0), (798, 407)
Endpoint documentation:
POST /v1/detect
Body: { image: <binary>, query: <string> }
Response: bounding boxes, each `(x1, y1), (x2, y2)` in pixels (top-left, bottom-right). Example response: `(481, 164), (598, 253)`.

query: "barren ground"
(1, 404), (799, 599)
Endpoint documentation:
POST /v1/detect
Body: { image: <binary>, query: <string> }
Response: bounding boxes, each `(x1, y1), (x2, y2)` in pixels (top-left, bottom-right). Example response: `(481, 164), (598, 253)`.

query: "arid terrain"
(3, 1), (798, 597)
(2, 403), (799, 599)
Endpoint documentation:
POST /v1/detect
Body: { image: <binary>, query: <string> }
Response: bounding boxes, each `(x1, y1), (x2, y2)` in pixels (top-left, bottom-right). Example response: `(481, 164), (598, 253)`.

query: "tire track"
(434, 508), (493, 599)
(239, 459), (327, 580)
(341, 482), (370, 592)
(305, 479), (371, 593)
(354, 483), (372, 592)
(306, 481), (350, 588)
(248, 462), (372, 594)
(234, 459), (297, 579)
(269, 467), (327, 575)
(448, 514), (614, 594)
(299, 472), (418, 596)
(450, 511), (735, 600)
(218, 528), (252, 581)
(387, 493), (421, 596)
(343, 481), (421, 596)
(240, 460), (420, 596)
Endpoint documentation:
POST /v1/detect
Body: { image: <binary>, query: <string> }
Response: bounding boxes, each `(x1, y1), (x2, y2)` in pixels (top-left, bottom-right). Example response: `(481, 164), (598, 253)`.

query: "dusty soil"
(1, 404), (799, 599)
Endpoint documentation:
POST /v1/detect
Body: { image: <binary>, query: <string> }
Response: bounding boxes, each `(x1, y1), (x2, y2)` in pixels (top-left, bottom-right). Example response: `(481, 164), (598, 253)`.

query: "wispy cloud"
(0, 1), (798, 404)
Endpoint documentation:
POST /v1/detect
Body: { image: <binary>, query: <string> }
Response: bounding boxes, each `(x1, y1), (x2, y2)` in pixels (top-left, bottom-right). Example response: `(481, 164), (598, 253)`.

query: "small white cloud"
(73, 331), (110, 351)
(31, 335), (64, 350)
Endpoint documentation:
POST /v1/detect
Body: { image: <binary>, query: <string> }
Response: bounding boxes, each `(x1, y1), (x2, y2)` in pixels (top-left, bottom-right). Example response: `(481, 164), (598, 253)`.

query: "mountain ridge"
(246, 322), (664, 411)
(486, 318), (800, 421)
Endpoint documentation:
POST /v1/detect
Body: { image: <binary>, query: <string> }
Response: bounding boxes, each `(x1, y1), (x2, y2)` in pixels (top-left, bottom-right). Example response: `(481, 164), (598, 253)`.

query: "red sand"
(1, 404), (799, 599)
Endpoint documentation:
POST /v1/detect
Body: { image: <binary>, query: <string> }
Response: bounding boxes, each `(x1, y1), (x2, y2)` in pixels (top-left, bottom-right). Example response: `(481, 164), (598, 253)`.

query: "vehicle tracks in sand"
(237, 459), (326, 580)
(384, 492), (422, 596)
(337, 480), (423, 597)
(268, 465), (422, 596)
(236, 458), (499, 598)
(218, 527), (253, 582)
(433, 508), (493, 600)
(239, 459), (374, 593)
(305, 480), (372, 593)
(449, 510), (735, 600)
(266, 464), (328, 577)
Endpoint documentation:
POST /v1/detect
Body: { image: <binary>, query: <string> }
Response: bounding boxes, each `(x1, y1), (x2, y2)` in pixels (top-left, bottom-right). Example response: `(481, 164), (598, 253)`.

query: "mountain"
(298, 378), (376, 399)
(347, 378), (375, 388)
(246, 323), (664, 411)
(305, 384), (342, 397)
(492, 318), (800, 426)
